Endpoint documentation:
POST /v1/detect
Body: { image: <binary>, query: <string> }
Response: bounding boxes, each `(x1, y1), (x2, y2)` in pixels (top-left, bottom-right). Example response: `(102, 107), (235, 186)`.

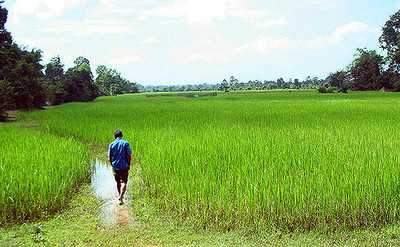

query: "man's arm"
(127, 153), (131, 167)
(108, 144), (113, 165)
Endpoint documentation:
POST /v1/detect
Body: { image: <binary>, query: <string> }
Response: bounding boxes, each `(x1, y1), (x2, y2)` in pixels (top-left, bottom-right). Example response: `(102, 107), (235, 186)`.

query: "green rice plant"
(17, 90), (400, 230)
(0, 124), (90, 225)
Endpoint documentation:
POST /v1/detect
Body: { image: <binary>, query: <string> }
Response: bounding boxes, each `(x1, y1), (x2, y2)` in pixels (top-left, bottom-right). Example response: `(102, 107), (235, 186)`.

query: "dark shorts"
(113, 167), (129, 183)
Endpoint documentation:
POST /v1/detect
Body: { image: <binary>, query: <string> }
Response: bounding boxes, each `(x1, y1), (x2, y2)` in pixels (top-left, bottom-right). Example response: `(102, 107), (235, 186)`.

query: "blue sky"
(3, 0), (400, 86)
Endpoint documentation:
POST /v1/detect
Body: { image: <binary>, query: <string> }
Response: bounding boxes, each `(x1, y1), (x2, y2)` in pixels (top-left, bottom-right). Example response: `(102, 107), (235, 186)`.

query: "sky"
(3, 0), (400, 86)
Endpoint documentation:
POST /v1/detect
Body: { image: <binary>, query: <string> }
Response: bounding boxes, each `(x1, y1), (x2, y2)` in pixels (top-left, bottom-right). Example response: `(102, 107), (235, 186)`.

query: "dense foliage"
(95, 65), (139, 96)
(0, 0), (11, 44)
(140, 76), (326, 93)
(44, 56), (66, 105)
(379, 10), (400, 73)
(62, 57), (99, 103)
(0, 1), (46, 119)
(0, 45), (47, 109)
(349, 48), (385, 91)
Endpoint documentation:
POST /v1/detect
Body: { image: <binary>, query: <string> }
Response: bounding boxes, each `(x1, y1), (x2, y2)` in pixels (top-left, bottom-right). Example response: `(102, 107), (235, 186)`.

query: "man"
(108, 129), (132, 205)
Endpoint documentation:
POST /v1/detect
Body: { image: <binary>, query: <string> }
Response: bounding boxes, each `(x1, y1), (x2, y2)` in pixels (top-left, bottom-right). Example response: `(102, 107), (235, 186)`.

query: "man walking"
(108, 130), (132, 205)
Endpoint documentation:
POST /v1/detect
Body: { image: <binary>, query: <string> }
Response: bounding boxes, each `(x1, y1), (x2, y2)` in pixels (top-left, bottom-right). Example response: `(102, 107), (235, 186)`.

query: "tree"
(0, 43), (46, 110)
(45, 56), (64, 79)
(219, 79), (229, 92)
(380, 70), (400, 91)
(74, 56), (90, 67)
(0, 79), (11, 120)
(44, 56), (66, 105)
(0, 2), (47, 120)
(229, 76), (238, 90)
(327, 69), (349, 92)
(62, 57), (99, 102)
(0, 1), (12, 44)
(277, 78), (285, 88)
(349, 48), (384, 91)
(95, 65), (138, 96)
(294, 79), (300, 88)
(379, 10), (400, 72)
(110, 84), (120, 96)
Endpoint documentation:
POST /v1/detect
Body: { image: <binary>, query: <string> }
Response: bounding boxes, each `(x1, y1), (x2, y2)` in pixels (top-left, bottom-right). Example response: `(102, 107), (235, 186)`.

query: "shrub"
(317, 86), (327, 93)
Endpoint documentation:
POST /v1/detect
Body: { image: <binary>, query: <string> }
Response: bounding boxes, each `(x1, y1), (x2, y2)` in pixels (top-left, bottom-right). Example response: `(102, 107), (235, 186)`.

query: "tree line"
(0, 1), (138, 121)
(139, 76), (326, 93)
(325, 10), (400, 93)
(44, 56), (139, 106)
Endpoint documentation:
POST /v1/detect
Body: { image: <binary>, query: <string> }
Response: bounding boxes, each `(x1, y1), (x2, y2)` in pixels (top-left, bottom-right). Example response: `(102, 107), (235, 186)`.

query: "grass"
(2, 164), (400, 246)
(14, 90), (400, 231)
(0, 123), (91, 225)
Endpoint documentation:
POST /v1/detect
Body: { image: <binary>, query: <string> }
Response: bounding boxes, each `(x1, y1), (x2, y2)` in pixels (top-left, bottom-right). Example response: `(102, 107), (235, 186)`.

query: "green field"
(0, 124), (90, 224)
(3, 90), (400, 231)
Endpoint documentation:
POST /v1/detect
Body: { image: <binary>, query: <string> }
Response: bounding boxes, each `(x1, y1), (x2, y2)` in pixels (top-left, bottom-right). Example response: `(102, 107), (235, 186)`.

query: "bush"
(318, 86), (327, 93)
(0, 104), (7, 122)
(318, 86), (335, 93)
(338, 86), (349, 93)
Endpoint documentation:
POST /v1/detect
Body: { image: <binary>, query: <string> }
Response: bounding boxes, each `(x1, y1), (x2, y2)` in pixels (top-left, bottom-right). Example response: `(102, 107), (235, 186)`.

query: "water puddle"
(91, 160), (132, 227)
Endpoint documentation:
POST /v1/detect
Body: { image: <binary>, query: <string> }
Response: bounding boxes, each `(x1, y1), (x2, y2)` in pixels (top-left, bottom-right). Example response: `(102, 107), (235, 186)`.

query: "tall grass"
(19, 90), (400, 230)
(0, 124), (90, 225)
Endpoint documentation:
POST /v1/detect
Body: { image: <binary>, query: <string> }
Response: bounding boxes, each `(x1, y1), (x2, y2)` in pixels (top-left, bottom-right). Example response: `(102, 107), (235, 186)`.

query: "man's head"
(114, 129), (123, 138)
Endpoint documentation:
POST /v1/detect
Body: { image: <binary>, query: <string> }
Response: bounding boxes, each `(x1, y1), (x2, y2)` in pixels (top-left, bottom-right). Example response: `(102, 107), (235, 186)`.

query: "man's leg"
(119, 182), (127, 204)
(113, 169), (121, 196)
(118, 168), (129, 204)
(116, 181), (121, 195)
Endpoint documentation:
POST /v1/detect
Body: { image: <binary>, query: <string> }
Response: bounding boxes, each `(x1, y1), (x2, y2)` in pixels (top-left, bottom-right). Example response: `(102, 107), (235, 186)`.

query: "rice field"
(0, 124), (90, 225)
(9, 90), (400, 230)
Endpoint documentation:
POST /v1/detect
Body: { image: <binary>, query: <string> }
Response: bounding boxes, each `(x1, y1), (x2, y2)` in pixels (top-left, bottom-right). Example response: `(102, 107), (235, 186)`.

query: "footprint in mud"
(91, 160), (132, 227)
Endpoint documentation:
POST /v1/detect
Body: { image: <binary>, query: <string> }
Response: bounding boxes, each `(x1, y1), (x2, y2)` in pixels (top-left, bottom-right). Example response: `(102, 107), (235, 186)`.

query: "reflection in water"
(91, 160), (131, 227)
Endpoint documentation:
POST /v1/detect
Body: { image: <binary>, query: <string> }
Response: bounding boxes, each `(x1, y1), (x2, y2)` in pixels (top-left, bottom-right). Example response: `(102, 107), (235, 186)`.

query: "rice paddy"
(0, 124), (90, 225)
(3, 90), (400, 230)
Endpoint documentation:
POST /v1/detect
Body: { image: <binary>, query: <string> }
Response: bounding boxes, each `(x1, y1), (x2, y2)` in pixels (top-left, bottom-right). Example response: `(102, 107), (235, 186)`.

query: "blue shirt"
(108, 138), (132, 170)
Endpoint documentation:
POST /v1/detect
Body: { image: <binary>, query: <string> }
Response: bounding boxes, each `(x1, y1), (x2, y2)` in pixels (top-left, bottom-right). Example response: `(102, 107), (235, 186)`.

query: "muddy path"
(91, 160), (132, 228)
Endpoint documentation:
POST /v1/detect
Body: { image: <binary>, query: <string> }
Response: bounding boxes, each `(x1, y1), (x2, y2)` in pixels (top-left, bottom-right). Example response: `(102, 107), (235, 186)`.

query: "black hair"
(114, 129), (123, 137)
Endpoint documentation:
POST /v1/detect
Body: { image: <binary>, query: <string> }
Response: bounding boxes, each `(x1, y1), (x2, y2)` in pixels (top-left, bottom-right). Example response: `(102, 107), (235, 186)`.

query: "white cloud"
(178, 21), (373, 64)
(144, 36), (160, 44)
(237, 21), (371, 55)
(139, 0), (267, 24)
(42, 20), (138, 36)
(333, 21), (368, 38)
(89, 6), (136, 16)
(11, 0), (84, 22)
(100, 0), (118, 7)
(139, 0), (227, 23)
(109, 56), (145, 66)
(304, 0), (344, 10)
(88, 0), (144, 16)
(103, 46), (150, 65)
(229, 9), (269, 23)
(236, 37), (302, 54)
(15, 37), (69, 49)
(253, 16), (288, 29)
(184, 0), (227, 23)
(171, 37), (240, 64)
